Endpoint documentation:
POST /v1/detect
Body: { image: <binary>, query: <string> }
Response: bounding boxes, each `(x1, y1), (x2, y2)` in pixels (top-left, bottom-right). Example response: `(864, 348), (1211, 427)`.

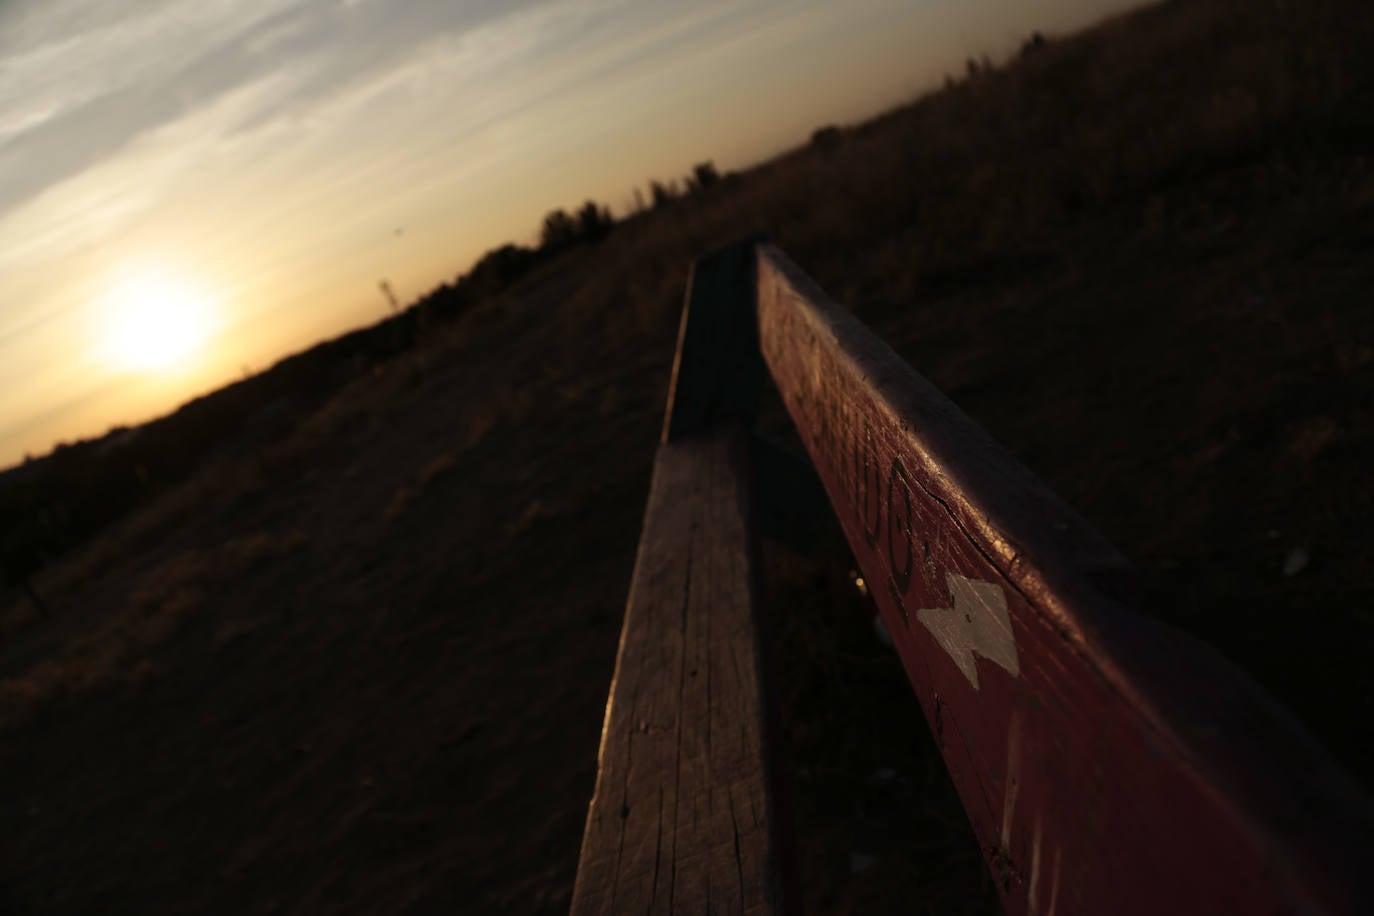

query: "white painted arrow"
(916, 572), (1019, 690)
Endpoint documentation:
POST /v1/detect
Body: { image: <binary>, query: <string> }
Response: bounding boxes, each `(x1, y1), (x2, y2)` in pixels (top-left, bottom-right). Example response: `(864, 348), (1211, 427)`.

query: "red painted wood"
(756, 245), (1373, 916)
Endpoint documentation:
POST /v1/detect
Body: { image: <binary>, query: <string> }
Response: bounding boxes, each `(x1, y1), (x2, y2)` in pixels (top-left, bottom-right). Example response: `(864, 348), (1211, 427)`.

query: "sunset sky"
(0, 0), (1144, 469)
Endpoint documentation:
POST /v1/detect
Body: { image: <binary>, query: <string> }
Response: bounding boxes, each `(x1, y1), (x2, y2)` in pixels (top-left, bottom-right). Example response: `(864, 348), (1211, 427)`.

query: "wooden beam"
(571, 424), (786, 915)
(755, 244), (1374, 916)
(573, 237), (790, 914)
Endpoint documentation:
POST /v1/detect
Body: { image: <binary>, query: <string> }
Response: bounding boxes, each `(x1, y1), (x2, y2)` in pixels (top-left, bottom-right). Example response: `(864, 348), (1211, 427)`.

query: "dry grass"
(0, 530), (303, 726)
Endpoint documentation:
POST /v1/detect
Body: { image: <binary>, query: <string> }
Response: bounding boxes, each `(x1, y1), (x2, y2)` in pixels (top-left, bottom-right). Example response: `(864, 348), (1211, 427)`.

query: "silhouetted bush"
(686, 161), (720, 193)
(459, 243), (539, 299)
(541, 209), (579, 250)
(649, 180), (677, 209)
(1020, 31), (1048, 57)
(811, 126), (843, 151)
(576, 200), (614, 241)
(542, 202), (614, 252)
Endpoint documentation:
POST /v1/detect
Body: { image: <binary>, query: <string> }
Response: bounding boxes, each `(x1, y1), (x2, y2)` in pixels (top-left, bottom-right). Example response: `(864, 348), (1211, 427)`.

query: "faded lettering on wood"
(570, 424), (783, 915)
(755, 244), (1373, 916)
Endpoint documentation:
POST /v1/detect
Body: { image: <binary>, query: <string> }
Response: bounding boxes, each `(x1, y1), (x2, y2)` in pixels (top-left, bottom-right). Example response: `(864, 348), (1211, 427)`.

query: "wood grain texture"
(573, 237), (787, 914)
(570, 424), (784, 915)
(755, 243), (1374, 916)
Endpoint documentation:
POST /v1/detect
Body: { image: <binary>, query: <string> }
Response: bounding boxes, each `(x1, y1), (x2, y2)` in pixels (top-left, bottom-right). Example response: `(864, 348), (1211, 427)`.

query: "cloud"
(0, 0), (548, 218)
(0, 0), (792, 229)
(0, 0), (828, 312)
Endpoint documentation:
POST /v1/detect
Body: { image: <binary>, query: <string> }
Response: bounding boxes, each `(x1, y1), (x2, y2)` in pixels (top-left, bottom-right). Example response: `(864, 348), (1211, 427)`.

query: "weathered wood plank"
(573, 237), (788, 914)
(570, 423), (785, 915)
(755, 244), (1374, 915)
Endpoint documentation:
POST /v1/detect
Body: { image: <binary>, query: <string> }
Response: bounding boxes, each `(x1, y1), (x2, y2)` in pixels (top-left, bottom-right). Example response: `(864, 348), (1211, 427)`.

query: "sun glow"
(95, 265), (220, 372)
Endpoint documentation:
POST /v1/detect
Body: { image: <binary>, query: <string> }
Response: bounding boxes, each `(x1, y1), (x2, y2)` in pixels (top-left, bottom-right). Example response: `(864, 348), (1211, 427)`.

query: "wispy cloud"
(0, 0), (874, 365)
(0, 0), (551, 216)
(0, 0), (771, 281)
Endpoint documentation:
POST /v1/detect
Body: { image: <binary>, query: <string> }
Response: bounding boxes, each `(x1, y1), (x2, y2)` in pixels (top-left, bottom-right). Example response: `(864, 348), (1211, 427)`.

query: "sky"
(0, 0), (1145, 469)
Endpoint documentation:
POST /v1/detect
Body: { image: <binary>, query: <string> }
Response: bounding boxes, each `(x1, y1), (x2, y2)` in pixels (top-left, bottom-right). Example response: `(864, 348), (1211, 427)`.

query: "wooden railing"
(572, 237), (1373, 915)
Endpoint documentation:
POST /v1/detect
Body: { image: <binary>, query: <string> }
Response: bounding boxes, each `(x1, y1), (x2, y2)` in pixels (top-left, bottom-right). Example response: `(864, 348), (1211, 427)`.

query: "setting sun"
(95, 266), (220, 372)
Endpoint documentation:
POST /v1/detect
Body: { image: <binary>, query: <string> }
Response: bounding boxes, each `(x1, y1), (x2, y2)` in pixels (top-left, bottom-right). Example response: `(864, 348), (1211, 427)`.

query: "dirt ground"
(0, 261), (660, 913)
(3, 0), (1373, 912)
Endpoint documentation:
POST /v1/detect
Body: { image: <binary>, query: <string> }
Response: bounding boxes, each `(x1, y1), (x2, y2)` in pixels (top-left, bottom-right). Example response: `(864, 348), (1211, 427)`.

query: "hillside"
(3, 0), (1373, 912)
